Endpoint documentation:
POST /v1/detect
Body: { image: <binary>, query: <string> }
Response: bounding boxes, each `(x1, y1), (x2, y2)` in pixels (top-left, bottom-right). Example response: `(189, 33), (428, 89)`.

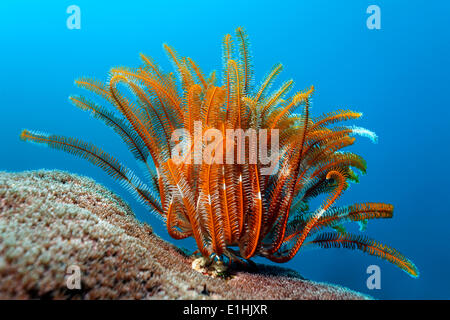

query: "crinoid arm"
(69, 95), (150, 164)
(20, 130), (162, 215)
(305, 232), (419, 278)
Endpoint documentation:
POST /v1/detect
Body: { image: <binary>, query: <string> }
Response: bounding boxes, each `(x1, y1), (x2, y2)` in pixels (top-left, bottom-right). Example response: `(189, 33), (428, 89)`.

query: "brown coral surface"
(0, 170), (370, 300)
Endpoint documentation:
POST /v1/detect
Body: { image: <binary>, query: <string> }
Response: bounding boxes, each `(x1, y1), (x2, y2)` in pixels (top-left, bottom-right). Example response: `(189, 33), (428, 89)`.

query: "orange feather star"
(20, 27), (418, 278)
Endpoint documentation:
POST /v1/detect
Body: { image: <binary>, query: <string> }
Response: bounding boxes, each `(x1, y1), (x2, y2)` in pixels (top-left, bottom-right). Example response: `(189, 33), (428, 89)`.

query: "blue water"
(1, 0), (449, 299)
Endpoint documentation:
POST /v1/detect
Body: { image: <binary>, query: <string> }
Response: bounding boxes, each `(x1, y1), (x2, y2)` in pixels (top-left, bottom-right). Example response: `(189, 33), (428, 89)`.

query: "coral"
(0, 170), (369, 300)
(20, 27), (417, 277)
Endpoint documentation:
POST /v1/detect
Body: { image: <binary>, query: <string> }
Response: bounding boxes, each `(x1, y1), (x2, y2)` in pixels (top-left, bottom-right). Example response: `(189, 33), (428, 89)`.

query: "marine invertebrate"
(20, 28), (418, 277)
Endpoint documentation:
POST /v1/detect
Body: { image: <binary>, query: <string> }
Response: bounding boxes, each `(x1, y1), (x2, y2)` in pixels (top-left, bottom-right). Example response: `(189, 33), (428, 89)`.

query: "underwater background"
(1, 0), (449, 299)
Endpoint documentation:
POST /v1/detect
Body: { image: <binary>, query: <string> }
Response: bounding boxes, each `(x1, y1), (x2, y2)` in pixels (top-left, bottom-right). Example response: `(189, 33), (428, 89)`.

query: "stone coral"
(0, 170), (369, 300)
